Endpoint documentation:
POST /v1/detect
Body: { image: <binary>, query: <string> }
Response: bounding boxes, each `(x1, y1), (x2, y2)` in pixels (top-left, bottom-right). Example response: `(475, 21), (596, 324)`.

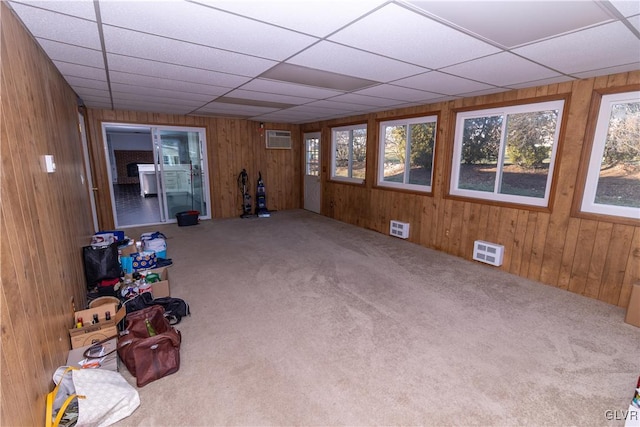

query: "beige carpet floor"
(113, 209), (640, 426)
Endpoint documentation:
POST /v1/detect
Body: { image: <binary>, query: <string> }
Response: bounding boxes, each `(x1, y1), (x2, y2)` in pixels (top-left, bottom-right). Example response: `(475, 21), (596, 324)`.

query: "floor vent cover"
(390, 220), (410, 239)
(473, 240), (504, 266)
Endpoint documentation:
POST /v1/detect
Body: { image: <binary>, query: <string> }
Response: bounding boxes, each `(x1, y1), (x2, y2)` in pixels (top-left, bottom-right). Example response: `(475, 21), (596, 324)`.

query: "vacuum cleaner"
(237, 169), (253, 218)
(255, 172), (270, 218)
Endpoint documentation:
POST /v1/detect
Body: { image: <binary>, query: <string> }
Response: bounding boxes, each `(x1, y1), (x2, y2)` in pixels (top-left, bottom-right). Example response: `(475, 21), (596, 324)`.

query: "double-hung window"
(378, 115), (437, 192)
(450, 99), (565, 207)
(331, 124), (367, 184)
(580, 90), (640, 220)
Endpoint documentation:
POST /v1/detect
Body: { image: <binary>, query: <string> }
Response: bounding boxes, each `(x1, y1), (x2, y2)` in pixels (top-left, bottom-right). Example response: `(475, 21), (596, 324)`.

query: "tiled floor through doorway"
(114, 184), (161, 226)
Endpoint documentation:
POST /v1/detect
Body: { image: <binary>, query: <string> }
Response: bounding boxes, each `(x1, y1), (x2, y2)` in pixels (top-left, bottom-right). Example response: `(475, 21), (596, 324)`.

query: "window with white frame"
(581, 90), (640, 220)
(331, 124), (367, 183)
(450, 100), (564, 207)
(378, 115), (437, 192)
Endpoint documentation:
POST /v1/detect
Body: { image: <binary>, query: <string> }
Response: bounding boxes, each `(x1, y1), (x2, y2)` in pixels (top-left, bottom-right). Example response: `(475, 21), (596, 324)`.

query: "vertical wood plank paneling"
(618, 228), (640, 307)
(305, 70), (639, 310)
(1, 4), (95, 425)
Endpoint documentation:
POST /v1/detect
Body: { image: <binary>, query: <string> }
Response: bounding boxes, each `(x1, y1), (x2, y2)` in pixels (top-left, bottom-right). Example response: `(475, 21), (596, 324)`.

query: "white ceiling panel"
(354, 84), (442, 102)
(106, 54), (251, 89)
(328, 93), (413, 108)
(52, 61), (107, 81)
(195, 0), (387, 38)
(609, 0), (640, 17)
(98, 0), (318, 61)
(102, 26), (277, 76)
(287, 41), (427, 82)
(513, 22), (640, 75)
(328, 3), (501, 69)
(391, 71), (494, 95)
(36, 38), (104, 68)
(10, 2), (101, 48)
(12, 0), (97, 20)
(222, 89), (314, 106)
(441, 52), (562, 87)
(408, 1), (614, 48)
(240, 79), (344, 99)
(65, 76), (109, 91)
(109, 71), (230, 97)
(7, 0), (639, 124)
(109, 83), (214, 103)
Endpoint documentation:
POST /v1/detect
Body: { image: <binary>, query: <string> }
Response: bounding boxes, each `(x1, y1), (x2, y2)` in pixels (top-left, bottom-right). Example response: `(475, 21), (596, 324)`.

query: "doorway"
(304, 132), (321, 214)
(103, 123), (210, 227)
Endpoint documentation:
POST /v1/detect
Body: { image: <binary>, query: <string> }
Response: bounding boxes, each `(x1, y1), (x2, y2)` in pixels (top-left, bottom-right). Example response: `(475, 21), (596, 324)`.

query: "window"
(331, 124), (367, 183)
(306, 135), (320, 176)
(450, 100), (564, 207)
(580, 90), (640, 220)
(378, 115), (437, 192)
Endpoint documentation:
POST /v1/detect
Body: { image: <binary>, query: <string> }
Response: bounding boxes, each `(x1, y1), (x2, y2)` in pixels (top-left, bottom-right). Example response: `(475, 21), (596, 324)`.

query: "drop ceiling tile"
(9, 2), (101, 49)
(241, 79), (344, 99)
(222, 89), (314, 106)
(53, 61), (107, 81)
(572, 62), (640, 80)
(301, 100), (365, 112)
(506, 75), (576, 89)
(106, 54), (251, 89)
(109, 71), (229, 97)
(111, 92), (205, 108)
(110, 83), (214, 103)
(113, 101), (193, 115)
(197, 103), (279, 115)
(354, 84), (442, 101)
(9, 1), (96, 20)
(36, 38), (104, 68)
(628, 14), (640, 32)
(99, 0), (318, 61)
(408, 1), (613, 48)
(194, 0), (387, 38)
(513, 22), (640, 75)
(441, 52), (562, 87)
(328, 3), (500, 69)
(65, 76), (109, 91)
(74, 87), (110, 99)
(83, 101), (113, 110)
(391, 71), (495, 95)
(327, 93), (408, 108)
(287, 41), (427, 82)
(456, 87), (510, 98)
(609, 0), (640, 17)
(102, 26), (277, 76)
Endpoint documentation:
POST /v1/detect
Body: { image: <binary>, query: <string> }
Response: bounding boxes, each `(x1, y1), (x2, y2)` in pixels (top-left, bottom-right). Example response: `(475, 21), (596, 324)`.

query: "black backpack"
(124, 292), (191, 325)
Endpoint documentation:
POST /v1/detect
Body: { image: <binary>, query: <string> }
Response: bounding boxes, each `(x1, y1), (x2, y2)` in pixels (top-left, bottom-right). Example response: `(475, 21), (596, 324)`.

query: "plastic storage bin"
(176, 210), (200, 226)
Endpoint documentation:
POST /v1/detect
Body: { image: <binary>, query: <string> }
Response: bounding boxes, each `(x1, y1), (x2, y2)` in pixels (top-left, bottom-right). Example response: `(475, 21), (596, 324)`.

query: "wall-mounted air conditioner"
(266, 130), (292, 149)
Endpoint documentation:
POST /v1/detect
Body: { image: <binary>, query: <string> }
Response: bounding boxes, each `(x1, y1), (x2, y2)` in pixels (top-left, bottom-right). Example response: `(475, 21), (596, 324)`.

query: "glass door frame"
(102, 122), (211, 228)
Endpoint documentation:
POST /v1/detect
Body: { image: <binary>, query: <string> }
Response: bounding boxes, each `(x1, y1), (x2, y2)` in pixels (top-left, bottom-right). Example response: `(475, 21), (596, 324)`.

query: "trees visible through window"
(581, 90), (640, 220)
(378, 115), (437, 192)
(450, 100), (564, 207)
(331, 124), (367, 183)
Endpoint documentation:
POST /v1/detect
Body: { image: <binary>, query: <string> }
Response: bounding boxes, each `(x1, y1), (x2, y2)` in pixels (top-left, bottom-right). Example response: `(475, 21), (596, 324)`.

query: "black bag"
(82, 242), (121, 289)
(124, 292), (191, 325)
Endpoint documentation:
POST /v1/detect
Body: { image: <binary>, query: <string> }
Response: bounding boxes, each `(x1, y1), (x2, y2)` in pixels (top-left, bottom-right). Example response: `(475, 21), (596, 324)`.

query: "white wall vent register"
(473, 240), (504, 267)
(390, 220), (410, 239)
(266, 130), (292, 149)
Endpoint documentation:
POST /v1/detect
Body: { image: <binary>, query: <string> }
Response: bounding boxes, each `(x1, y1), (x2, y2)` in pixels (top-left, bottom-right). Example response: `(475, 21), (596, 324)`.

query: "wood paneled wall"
(303, 71), (640, 309)
(1, 4), (96, 426)
(84, 111), (301, 228)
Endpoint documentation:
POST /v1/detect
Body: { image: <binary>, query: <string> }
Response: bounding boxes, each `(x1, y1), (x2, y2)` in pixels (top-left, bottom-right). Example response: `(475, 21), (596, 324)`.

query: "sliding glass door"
(154, 127), (208, 221)
(103, 123), (210, 227)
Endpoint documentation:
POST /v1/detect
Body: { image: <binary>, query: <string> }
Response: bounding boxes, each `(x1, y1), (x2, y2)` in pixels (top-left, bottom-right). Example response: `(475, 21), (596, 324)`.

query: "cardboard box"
(69, 302), (125, 349)
(124, 266), (171, 298)
(119, 239), (137, 257)
(625, 283), (640, 328)
(66, 338), (119, 371)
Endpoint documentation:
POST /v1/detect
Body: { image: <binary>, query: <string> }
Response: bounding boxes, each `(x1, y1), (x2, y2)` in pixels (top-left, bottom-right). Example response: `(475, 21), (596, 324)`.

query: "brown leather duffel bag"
(117, 305), (181, 387)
